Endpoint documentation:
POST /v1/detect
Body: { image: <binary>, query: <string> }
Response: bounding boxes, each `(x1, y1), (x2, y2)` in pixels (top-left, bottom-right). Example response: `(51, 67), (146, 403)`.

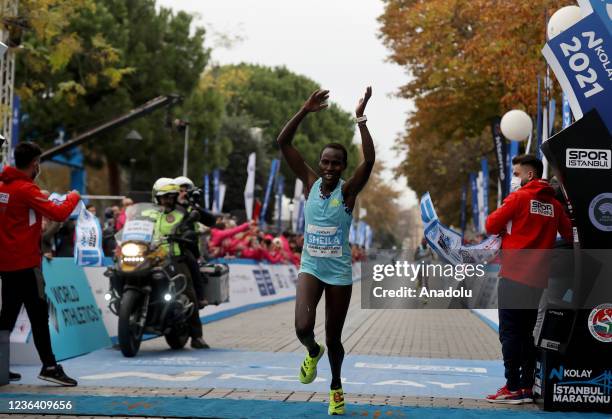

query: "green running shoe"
(328, 388), (345, 415)
(298, 343), (325, 384)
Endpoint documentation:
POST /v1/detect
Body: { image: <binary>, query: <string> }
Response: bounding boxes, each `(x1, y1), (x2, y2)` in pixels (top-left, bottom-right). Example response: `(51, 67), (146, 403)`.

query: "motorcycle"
(104, 203), (198, 357)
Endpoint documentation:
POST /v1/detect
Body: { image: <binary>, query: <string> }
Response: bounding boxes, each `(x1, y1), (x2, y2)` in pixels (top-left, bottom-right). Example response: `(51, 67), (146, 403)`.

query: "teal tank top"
(299, 178), (353, 286)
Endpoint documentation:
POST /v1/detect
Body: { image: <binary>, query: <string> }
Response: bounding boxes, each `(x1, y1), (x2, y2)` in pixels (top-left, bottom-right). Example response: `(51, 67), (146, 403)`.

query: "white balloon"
(500, 110), (532, 142)
(547, 6), (583, 40)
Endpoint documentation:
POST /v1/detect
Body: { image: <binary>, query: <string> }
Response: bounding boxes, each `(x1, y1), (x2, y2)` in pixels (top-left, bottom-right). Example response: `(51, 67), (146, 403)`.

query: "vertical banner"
(219, 182), (226, 213)
(491, 117), (508, 198)
(481, 158), (489, 222)
(470, 173), (479, 232)
(358, 222), (367, 247)
(542, 12), (612, 133)
(460, 183), (467, 234)
(536, 77), (543, 159)
(11, 95), (20, 150)
(562, 92), (572, 129)
(276, 175), (285, 231)
(260, 159), (280, 225)
(244, 152), (256, 220)
(203, 173), (210, 210)
(365, 224), (373, 250)
(477, 171), (485, 233)
(212, 169), (220, 213)
(505, 143), (512, 195)
(296, 199), (305, 234)
(548, 98), (557, 136)
(349, 222), (357, 244)
(292, 179), (304, 232)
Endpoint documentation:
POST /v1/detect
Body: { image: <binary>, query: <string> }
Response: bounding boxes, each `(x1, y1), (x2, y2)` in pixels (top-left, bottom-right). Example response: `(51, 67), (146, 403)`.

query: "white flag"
(219, 183), (227, 214)
(292, 178), (303, 232)
(244, 152), (256, 219)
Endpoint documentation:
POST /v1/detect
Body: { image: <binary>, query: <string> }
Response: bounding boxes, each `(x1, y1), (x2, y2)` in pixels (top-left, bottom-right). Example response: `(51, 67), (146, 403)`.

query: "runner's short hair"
(320, 143), (348, 165)
(512, 154), (543, 178)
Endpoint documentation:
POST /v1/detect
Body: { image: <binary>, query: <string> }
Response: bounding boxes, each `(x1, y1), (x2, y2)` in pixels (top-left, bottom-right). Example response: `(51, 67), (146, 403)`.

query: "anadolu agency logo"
(588, 193), (612, 232)
(588, 303), (612, 343)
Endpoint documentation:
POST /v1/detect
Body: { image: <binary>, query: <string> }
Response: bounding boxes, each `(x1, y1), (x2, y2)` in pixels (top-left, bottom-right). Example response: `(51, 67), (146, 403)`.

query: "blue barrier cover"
(43, 259), (111, 360)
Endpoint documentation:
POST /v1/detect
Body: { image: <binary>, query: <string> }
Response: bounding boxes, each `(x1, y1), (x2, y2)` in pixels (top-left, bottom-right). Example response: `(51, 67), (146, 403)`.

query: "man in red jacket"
(0, 142), (81, 386)
(485, 154), (572, 404)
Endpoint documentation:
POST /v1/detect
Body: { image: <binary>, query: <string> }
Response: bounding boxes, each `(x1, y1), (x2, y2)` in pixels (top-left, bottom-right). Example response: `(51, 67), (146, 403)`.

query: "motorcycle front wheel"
(118, 289), (145, 357)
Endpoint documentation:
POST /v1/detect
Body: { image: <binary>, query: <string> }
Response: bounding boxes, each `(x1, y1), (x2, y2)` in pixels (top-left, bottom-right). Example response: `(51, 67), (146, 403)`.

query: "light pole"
(125, 130), (142, 193)
(174, 120), (190, 177)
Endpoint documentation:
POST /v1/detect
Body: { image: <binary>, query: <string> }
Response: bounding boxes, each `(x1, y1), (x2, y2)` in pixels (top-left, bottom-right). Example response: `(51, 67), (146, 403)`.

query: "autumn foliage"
(379, 0), (574, 222)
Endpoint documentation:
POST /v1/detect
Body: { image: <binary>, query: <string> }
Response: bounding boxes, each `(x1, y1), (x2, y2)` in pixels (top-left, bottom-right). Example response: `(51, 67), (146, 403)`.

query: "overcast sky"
(158, 0), (417, 208)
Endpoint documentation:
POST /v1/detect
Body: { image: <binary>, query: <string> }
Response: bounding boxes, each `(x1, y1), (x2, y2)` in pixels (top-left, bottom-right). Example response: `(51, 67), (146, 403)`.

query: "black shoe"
(191, 337), (210, 349)
(9, 371), (21, 382)
(38, 364), (78, 387)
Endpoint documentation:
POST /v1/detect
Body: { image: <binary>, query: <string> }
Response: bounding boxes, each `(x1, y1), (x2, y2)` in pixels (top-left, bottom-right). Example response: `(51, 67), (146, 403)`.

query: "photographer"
(0, 142), (80, 386)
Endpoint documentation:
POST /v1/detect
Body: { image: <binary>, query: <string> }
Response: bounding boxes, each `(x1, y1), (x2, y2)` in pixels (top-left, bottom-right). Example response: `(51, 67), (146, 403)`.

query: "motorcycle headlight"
(121, 243), (145, 257)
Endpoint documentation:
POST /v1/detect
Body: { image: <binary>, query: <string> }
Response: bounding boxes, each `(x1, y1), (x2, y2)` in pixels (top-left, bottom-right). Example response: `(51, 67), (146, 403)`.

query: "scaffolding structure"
(0, 0), (18, 168)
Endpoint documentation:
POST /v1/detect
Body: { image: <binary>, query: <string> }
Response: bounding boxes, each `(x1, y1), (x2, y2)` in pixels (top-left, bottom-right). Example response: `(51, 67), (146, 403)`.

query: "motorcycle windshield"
(116, 203), (161, 245)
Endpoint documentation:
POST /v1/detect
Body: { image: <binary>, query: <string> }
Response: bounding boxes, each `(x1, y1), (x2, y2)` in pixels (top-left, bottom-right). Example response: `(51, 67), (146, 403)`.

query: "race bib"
(305, 224), (343, 257)
(122, 220), (155, 242)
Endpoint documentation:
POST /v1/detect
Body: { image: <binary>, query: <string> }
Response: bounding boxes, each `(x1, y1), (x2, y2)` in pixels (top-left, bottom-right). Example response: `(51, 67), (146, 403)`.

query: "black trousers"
(498, 278), (543, 391)
(0, 268), (57, 367)
(175, 259), (202, 339)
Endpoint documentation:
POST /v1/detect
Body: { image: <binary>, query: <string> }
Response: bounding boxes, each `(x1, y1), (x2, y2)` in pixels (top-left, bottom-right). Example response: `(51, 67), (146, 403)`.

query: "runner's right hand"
(302, 89), (329, 113)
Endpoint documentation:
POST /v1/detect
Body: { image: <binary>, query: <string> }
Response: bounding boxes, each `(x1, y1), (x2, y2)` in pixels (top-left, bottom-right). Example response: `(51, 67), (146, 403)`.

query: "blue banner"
(508, 141), (519, 174)
(481, 158), (489, 220)
(349, 222), (357, 244)
(365, 224), (373, 249)
(11, 95), (20, 151)
(296, 199), (305, 234)
(358, 222), (367, 247)
(536, 77), (543, 159)
(460, 183), (467, 234)
(203, 173), (210, 210)
(276, 175), (284, 231)
(542, 12), (612, 134)
(470, 173), (479, 231)
(562, 92), (572, 129)
(491, 118), (508, 198)
(213, 169), (220, 213)
(420, 193), (501, 266)
(578, 0), (612, 35)
(548, 98), (557, 136)
(43, 259), (111, 361)
(260, 159), (280, 224)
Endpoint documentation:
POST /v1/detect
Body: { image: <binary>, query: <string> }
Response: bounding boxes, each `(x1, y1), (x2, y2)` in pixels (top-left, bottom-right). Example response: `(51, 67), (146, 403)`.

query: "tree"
(357, 160), (402, 246)
(379, 0), (573, 220)
(201, 64), (360, 198)
(14, 0), (224, 194)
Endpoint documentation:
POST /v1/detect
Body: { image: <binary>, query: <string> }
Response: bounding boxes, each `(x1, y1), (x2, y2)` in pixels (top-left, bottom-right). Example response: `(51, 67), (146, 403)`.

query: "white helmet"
(152, 177), (180, 201)
(174, 176), (195, 191)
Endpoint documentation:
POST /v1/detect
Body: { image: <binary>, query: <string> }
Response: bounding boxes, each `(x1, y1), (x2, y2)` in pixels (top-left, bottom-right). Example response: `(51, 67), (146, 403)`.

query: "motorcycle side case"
(199, 263), (230, 305)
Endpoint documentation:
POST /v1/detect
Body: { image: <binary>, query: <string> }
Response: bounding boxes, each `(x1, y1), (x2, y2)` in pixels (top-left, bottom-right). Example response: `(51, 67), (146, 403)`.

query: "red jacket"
(485, 179), (572, 288)
(0, 166), (80, 272)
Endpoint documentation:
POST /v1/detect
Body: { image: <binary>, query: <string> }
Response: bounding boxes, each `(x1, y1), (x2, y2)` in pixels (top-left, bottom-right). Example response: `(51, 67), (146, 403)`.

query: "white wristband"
(356, 115), (367, 124)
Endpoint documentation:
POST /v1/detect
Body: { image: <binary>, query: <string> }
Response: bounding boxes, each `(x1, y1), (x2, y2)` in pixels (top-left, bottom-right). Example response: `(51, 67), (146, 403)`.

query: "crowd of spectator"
(43, 198), (367, 265)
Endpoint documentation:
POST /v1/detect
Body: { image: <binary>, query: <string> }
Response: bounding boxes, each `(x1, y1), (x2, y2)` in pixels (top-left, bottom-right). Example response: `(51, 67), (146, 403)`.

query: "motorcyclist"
(151, 178), (209, 349)
(174, 176), (216, 309)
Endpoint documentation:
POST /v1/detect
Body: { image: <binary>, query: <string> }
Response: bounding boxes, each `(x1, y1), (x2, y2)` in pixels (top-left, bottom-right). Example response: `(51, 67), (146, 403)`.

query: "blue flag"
(213, 169), (220, 213)
(562, 92), (572, 129)
(276, 175), (284, 231)
(481, 158), (489, 220)
(260, 159), (280, 224)
(460, 183), (467, 234)
(470, 173), (479, 230)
